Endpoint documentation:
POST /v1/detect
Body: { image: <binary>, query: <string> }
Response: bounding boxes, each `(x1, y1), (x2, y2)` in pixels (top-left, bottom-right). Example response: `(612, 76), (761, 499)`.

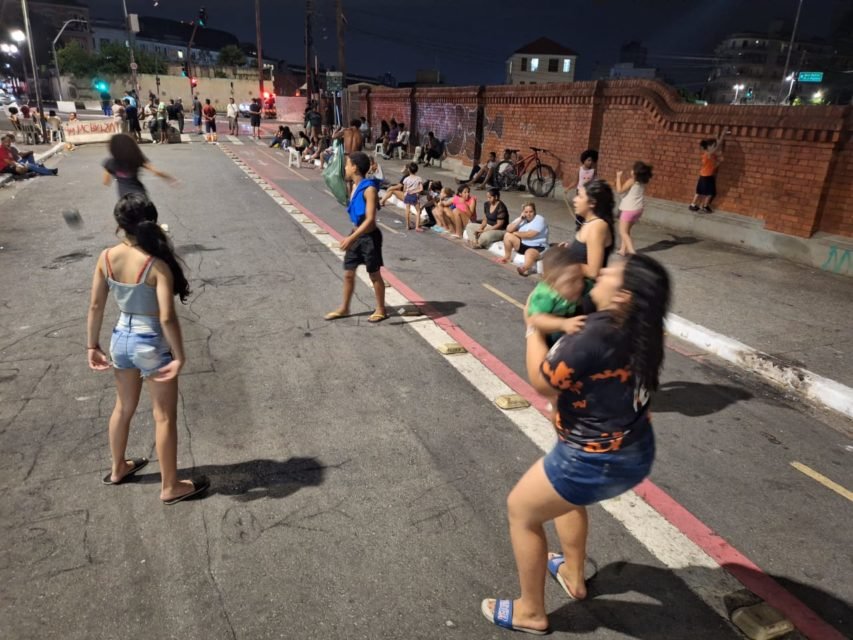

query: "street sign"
(798, 71), (823, 83)
(130, 62), (138, 70)
(326, 71), (343, 92)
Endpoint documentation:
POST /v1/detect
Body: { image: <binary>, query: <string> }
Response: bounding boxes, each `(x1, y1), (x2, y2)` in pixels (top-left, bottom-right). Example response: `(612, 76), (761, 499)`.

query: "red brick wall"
(354, 80), (853, 238)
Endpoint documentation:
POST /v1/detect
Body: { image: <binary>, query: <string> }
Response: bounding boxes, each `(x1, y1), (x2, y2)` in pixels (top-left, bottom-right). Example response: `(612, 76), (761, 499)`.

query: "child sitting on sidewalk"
(525, 246), (589, 346)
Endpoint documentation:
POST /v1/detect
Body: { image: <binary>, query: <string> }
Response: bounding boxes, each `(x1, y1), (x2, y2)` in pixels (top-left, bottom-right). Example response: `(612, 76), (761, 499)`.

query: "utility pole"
(186, 22), (199, 102)
(780, 0), (804, 102)
(20, 0), (46, 141)
(336, 0), (346, 123)
(305, 0), (314, 101)
(255, 0), (264, 99)
(121, 0), (139, 94)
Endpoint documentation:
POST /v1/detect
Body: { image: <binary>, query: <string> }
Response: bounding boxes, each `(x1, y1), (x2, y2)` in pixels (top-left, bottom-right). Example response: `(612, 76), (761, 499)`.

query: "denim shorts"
(543, 430), (655, 506)
(109, 313), (172, 377)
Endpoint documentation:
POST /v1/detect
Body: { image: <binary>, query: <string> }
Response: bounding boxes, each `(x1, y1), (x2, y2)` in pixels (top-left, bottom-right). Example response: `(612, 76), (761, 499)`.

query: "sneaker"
(701, 206), (713, 214)
(688, 205), (700, 212)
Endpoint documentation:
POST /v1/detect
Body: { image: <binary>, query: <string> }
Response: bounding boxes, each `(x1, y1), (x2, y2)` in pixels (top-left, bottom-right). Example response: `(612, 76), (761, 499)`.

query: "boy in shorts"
(525, 246), (590, 345)
(324, 151), (388, 324)
(401, 162), (424, 231)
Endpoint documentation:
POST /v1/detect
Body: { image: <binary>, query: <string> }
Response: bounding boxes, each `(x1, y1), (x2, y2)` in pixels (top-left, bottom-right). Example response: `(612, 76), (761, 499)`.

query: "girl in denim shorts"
(87, 193), (208, 505)
(482, 254), (671, 635)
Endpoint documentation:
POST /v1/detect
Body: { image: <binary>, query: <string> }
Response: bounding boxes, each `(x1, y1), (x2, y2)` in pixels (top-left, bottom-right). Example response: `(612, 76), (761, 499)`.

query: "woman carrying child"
(615, 161), (653, 256)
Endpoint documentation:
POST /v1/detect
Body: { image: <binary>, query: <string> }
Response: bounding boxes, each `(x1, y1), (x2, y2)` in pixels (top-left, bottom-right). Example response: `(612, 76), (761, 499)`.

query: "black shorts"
(518, 242), (544, 255)
(205, 120), (217, 133)
(343, 228), (383, 273)
(696, 175), (716, 197)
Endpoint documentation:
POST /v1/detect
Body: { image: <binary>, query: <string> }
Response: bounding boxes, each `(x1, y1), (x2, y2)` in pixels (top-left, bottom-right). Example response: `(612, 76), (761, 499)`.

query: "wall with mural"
(352, 79), (852, 239)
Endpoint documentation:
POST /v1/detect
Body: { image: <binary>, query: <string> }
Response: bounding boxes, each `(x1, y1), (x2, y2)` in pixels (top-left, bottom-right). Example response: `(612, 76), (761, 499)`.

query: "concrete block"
(438, 343), (467, 355)
(495, 394), (531, 410)
(731, 603), (794, 640)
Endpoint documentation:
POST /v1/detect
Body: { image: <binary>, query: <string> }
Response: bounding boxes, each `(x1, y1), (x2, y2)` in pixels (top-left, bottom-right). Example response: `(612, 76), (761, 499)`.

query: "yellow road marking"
(482, 283), (525, 310)
(790, 461), (853, 502)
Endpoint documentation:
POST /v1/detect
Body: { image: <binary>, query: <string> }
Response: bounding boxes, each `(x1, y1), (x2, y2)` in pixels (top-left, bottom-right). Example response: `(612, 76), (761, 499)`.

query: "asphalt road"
(0, 138), (850, 640)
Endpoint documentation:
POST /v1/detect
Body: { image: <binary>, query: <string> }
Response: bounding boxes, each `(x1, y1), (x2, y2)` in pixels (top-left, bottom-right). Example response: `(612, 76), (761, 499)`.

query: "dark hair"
(350, 119), (361, 127)
(699, 138), (716, 150)
(8, 106), (17, 115)
(541, 245), (581, 279)
(584, 179), (615, 226)
(113, 194), (191, 303)
(283, 126), (292, 137)
(488, 151), (496, 158)
(108, 134), (147, 171)
(399, 122), (405, 130)
(407, 162), (419, 174)
(487, 187), (500, 199)
(621, 254), (671, 391)
(380, 120), (389, 132)
(633, 161), (653, 184)
(390, 118), (397, 127)
(428, 180), (443, 191)
(348, 151), (370, 176)
(580, 149), (599, 164)
(428, 131), (435, 137)
(456, 184), (470, 195)
(49, 109), (57, 116)
(205, 98), (211, 104)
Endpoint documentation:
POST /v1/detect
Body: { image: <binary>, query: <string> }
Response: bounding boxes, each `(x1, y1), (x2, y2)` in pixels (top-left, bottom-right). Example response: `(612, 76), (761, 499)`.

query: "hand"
(562, 316), (587, 335)
(151, 359), (183, 381)
(616, 170), (624, 179)
(87, 348), (111, 371)
(339, 235), (354, 251)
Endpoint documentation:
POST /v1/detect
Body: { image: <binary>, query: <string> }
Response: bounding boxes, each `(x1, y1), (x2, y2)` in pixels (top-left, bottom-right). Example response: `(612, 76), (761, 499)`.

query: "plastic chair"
(288, 146), (301, 168)
(374, 143), (383, 155)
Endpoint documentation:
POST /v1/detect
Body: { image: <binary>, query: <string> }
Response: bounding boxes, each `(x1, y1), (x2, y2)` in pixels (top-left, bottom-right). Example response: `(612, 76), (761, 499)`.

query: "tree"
(56, 41), (98, 77)
(218, 44), (246, 68)
(95, 42), (166, 75)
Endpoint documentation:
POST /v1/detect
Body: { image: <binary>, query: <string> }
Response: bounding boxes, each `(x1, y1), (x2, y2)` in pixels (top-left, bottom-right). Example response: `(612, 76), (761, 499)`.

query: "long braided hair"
(620, 254), (671, 392)
(113, 193), (191, 303)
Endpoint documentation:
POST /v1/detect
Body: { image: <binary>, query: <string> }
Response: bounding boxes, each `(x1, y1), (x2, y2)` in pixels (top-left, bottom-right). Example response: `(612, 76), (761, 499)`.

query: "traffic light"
(180, 62), (188, 77)
(93, 79), (108, 92)
(746, 86), (754, 100)
(263, 91), (270, 99)
(190, 77), (198, 88)
(198, 7), (207, 27)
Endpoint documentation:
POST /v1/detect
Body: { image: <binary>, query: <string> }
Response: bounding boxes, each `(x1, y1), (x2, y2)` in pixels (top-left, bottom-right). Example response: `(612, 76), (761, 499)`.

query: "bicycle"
(494, 146), (557, 197)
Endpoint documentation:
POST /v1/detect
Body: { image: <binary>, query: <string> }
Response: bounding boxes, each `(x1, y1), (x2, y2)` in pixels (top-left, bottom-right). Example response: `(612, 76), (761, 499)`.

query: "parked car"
(0, 89), (13, 106)
(238, 102), (253, 117)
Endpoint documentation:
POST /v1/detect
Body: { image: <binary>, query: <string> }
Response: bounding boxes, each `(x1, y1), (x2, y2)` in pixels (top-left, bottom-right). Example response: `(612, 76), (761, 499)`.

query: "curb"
(666, 314), (853, 420)
(0, 142), (65, 189)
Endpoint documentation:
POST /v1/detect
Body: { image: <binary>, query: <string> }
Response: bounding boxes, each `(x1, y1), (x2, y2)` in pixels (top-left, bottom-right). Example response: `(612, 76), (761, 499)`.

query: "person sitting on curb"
(422, 132), (445, 166)
(1, 134), (57, 176)
(466, 187), (509, 249)
(459, 151), (498, 189)
(380, 164), (411, 206)
(500, 201), (549, 276)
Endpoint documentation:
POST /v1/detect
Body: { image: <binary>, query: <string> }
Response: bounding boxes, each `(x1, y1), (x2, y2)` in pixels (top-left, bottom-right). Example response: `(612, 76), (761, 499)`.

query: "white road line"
(226, 135), (244, 145)
(217, 150), (780, 635)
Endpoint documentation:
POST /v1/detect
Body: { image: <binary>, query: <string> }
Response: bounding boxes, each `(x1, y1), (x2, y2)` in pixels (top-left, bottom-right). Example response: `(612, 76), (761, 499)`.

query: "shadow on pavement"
(419, 300), (467, 317)
(639, 235), (701, 253)
(652, 381), (752, 417)
(136, 456), (327, 501)
(548, 561), (851, 638)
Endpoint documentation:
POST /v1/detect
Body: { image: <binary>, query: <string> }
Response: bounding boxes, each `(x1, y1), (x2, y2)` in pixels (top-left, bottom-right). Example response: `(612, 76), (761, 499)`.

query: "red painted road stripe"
(228, 149), (846, 640)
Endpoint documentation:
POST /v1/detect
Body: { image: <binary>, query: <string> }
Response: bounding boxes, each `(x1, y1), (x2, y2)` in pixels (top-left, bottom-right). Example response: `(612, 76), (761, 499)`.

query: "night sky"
(87, 0), (842, 87)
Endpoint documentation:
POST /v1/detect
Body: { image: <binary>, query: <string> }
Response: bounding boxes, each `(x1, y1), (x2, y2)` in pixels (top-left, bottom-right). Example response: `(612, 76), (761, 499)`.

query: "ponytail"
(113, 193), (191, 303)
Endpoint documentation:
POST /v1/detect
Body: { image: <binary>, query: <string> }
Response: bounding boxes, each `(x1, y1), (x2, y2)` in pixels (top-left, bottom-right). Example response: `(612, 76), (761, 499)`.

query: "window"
(521, 57), (528, 71)
(530, 57), (539, 72)
(520, 81), (525, 85)
(563, 59), (571, 73)
(548, 58), (558, 72)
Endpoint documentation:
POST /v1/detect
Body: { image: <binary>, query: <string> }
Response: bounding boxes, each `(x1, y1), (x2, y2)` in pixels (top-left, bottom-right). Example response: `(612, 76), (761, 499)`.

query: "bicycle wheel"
(495, 160), (516, 190)
(527, 163), (556, 197)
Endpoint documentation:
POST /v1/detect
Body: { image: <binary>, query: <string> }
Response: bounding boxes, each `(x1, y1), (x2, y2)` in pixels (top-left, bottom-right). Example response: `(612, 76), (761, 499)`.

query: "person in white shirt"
(226, 98), (239, 136)
(615, 161), (653, 256)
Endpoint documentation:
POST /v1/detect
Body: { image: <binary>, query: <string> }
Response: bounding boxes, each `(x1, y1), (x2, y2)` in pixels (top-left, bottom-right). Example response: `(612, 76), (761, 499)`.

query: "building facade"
(705, 31), (834, 104)
(505, 37), (577, 85)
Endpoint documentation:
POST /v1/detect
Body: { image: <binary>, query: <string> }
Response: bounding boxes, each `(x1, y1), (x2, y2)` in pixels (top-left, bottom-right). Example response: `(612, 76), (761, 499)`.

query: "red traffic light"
(263, 91), (270, 99)
(190, 77), (198, 87)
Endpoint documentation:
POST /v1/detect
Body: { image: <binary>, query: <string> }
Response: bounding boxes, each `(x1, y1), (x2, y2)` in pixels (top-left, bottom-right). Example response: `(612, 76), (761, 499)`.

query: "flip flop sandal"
(162, 477), (210, 506)
(367, 312), (388, 323)
(480, 599), (550, 635)
(547, 553), (579, 600)
(324, 310), (349, 320)
(102, 458), (149, 485)
(517, 267), (531, 277)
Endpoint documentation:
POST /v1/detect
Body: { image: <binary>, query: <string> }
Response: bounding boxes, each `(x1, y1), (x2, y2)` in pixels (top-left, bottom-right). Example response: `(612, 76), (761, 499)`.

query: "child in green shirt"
(525, 246), (589, 344)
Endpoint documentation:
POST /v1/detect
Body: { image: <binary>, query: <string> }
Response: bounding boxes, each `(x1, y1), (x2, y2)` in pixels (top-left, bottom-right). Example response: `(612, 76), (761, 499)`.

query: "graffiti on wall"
(417, 103), (503, 160)
(821, 245), (852, 275)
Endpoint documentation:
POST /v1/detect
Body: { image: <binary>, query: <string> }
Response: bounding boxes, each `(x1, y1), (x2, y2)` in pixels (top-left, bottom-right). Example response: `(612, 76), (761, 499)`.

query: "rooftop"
(512, 37), (578, 57)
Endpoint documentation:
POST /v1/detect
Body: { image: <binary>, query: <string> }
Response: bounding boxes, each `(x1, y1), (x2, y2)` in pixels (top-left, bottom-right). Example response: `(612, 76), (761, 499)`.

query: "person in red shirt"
(0, 135), (30, 177)
(202, 98), (217, 142)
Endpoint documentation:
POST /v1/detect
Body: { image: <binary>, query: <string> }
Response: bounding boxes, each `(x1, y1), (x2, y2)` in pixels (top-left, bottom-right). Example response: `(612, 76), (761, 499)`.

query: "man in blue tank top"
(324, 151), (388, 323)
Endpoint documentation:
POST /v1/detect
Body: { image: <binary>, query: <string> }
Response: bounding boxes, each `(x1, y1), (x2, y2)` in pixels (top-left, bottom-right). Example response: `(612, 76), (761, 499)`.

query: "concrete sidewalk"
(381, 157), (853, 401)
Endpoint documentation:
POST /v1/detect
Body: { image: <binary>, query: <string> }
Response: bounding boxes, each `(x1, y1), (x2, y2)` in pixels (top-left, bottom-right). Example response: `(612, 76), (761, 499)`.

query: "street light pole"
(52, 18), (87, 101)
(779, 0), (804, 102)
(20, 0), (47, 141)
(121, 0), (139, 93)
(255, 0), (265, 100)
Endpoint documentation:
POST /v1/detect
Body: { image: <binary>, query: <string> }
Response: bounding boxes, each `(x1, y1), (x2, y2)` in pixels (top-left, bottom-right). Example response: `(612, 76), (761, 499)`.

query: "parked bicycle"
(495, 146), (557, 197)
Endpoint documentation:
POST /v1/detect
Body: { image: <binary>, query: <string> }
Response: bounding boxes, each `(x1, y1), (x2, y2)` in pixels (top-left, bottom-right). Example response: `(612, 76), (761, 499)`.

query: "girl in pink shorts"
(615, 161), (653, 256)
